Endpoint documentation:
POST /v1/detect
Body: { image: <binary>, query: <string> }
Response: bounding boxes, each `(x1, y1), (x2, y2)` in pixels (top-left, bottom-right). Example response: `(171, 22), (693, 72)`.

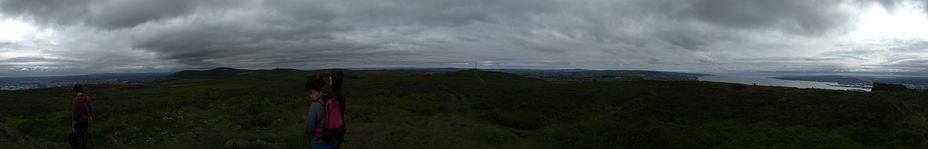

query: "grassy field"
(2, 69), (928, 148)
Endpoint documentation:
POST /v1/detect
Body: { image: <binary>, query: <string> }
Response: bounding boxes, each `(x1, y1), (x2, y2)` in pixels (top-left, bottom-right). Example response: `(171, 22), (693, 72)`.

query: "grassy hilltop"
(2, 68), (928, 148)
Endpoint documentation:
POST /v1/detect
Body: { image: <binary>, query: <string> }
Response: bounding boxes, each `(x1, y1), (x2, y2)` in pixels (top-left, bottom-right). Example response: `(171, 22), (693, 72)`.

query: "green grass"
(2, 69), (928, 148)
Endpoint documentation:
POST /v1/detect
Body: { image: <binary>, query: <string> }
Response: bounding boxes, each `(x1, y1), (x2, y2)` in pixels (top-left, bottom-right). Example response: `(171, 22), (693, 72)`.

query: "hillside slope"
(2, 69), (928, 148)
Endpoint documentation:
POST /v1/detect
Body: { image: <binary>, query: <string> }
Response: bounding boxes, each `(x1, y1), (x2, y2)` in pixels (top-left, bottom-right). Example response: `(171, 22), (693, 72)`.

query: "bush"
(396, 97), (448, 114)
(484, 111), (544, 130)
(224, 138), (280, 149)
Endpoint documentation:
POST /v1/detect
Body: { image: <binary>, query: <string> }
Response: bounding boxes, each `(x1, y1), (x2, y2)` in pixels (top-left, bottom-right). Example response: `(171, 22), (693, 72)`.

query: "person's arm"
(304, 108), (313, 135)
(338, 94), (346, 110)
(305, 102), (323, 136)
(339, 95), (346, 121)
(86, 98), (93, 123)
(71, 99), (76, 132)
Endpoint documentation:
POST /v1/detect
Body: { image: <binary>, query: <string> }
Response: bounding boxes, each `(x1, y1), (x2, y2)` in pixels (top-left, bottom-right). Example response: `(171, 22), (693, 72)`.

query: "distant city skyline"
(1, 0), (928, 77)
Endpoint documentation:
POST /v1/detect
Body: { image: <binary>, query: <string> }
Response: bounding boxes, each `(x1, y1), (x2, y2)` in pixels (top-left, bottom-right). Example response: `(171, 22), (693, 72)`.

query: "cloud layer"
(1, 0), (927, 76)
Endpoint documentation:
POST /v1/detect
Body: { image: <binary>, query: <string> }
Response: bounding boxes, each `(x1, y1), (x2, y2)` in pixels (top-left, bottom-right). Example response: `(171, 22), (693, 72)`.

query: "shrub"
(484, 111), (544, 130)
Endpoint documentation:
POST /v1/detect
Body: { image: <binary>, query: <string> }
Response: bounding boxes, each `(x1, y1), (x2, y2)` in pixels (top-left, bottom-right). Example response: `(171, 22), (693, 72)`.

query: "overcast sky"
(1, 0), (927, 76)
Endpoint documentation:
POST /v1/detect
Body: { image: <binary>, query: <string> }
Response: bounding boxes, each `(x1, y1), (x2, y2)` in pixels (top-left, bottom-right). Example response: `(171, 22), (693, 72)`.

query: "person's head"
(304, 74), (326, 100)
(328, 70), (344, 92)
(73, 84), (84, 94)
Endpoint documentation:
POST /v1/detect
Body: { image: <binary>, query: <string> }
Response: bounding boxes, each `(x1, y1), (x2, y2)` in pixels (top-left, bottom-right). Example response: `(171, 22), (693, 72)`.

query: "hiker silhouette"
(304, 72), (346, 149)
(327, 71), (347, 149)
(69, 84), (93, 149)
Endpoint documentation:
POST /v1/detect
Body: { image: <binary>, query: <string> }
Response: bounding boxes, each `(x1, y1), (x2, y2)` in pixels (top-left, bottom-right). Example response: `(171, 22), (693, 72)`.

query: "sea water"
(699, 75), (869, 91)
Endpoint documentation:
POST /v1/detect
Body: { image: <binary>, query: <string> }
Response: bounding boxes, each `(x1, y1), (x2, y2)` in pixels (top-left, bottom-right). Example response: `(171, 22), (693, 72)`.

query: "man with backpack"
(305, 75), (344, 149)
(70, 84), (93, 149)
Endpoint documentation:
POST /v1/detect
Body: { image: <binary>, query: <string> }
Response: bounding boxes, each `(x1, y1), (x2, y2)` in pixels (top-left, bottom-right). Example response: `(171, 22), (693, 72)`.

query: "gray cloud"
(885, 39), (928, 52)
(881, 59), (928, 71)
(85, 0), (200, 28)
(0, 0), (231, 29)
(694, 0), (852, 36)
(1, 0), (928, 76)
(0, 57), (74, 63)
(129, 0), (560, 67)
(0, 0), (93, 26)
(876, 0), (901, 10)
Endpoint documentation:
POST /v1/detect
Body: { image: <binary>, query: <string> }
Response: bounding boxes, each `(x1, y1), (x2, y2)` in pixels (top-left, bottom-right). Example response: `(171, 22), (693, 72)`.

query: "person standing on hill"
(69, 84), (93, 149)
(305, 75), (345, 149)
(327, 70), (346, 149)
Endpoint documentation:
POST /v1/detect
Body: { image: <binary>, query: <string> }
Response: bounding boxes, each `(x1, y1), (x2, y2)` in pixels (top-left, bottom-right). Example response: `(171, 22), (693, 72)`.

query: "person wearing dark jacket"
(327, 70), (346, 149)
(305, 76), (340, 149)
(70, 84), (92, 149)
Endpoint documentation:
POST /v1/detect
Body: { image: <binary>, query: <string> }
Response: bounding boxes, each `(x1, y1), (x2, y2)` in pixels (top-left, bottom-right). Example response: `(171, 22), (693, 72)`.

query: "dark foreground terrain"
(2, 68), (928, 148)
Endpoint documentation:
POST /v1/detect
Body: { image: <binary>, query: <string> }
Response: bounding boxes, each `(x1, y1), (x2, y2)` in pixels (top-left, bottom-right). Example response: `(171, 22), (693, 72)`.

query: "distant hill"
(368, 67), (468, 74)
(343, 68), (706, 83)
(2, 68), (928, 148)
(872, 82), (910, 91)
(169, 67), (252, 79)
(492, 69), (707, 83)
(0, 72), (169, 80)
(0, 72), (168, 90)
